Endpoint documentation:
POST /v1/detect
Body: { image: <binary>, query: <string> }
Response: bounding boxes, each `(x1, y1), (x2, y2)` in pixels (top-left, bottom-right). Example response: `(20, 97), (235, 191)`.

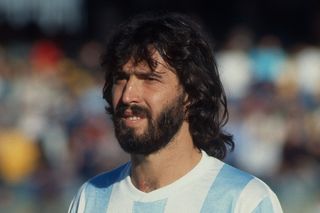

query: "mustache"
(114, 104), (151, 118)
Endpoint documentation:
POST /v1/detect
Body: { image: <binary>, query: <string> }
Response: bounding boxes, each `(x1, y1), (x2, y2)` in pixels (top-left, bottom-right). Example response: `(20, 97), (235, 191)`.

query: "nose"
(121, 76), (141, 104)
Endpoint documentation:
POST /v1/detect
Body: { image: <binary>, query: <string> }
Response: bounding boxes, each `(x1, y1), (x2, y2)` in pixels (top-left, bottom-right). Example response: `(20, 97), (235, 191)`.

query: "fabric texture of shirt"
(69, 151), (283, 213)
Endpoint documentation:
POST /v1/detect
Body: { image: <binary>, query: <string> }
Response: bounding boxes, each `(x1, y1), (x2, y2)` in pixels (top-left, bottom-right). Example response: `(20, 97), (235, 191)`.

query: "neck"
(129, 122), (202, 192)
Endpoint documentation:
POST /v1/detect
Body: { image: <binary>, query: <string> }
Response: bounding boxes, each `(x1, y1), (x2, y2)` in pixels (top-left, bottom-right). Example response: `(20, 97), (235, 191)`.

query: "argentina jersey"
(68, 151), (283, 213)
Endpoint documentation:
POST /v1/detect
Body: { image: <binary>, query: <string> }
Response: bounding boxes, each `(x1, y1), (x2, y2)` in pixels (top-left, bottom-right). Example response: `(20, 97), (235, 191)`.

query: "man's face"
(111, 51), (186, 155)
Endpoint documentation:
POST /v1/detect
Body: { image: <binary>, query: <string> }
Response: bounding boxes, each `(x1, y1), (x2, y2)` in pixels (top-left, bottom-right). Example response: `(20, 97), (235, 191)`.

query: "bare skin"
(112, 50), (202, 192)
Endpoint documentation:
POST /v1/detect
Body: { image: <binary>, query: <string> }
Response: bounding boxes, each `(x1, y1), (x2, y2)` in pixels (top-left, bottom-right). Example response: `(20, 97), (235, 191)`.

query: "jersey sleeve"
(235, 177), (283, 213)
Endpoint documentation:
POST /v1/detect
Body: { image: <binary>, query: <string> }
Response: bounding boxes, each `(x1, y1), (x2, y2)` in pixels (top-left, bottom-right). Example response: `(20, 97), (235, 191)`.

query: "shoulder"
(206, 156), (255, 191)
(235, 177), (283, 212)
(207, 156), (271, 194)
(205, 157), (283, 212)
(219, 163), (283, 212)
(86, 162), (130, 189)
(68, 162), (130, 213)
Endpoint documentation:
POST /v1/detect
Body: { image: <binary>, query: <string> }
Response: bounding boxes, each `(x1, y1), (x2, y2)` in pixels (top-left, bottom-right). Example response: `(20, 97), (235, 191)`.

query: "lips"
(123, 113), (143, 121)
(115, 104), (150, 126)
(120, 109), (147, 125)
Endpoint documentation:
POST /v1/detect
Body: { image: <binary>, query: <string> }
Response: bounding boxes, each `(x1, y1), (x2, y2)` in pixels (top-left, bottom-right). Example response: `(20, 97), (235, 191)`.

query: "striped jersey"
(69, 151), (283, 213)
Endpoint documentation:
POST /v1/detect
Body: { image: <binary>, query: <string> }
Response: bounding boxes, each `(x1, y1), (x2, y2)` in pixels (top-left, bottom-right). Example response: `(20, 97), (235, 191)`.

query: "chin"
(127, 125), (148, 136)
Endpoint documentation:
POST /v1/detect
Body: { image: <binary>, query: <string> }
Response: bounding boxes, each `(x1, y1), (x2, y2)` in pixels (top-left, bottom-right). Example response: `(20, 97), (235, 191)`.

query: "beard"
(112, 95), (185, 155)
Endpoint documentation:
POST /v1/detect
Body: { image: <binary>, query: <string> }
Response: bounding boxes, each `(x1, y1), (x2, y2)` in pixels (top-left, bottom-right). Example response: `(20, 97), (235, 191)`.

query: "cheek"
(148, 95), (170, 115)
(111, 85), (121, 108)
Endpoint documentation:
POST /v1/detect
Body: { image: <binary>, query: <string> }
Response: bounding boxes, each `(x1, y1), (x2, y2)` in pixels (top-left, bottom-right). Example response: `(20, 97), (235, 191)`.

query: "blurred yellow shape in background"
(0, 130), (39, 184)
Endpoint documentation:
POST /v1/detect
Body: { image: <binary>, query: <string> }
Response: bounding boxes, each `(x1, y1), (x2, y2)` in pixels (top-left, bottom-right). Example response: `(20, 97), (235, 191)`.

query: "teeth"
(128, 116), (140, 121)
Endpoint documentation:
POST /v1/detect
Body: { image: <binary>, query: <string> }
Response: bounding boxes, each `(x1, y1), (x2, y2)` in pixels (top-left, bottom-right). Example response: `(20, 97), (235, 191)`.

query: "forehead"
(121, 51), (174, 75)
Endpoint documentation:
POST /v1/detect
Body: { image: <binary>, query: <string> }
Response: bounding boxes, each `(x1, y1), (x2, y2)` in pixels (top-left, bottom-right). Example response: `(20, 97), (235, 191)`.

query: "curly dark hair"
(102, 12), (234, 159)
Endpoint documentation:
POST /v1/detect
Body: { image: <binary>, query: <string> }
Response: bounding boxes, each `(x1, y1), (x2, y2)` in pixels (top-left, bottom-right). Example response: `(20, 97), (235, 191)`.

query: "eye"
(146, 76), (157, 81)
(142, 73), (161, 83)
(113, 73), (127, 83)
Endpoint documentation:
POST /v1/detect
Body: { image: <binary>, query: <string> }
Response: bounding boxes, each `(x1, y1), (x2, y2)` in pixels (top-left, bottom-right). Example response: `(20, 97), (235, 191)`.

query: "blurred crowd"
(0, 40), (129, 212)
(0, 30), (320, 212)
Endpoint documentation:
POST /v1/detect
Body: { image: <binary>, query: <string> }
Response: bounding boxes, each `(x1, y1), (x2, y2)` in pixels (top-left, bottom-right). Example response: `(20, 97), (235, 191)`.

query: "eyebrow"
(136, 71), (162, 79)
(116, 69), (164, 78)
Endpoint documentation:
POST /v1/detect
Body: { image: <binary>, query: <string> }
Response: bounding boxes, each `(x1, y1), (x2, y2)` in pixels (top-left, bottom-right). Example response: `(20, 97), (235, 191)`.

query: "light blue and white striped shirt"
(69, 151), (282, 213)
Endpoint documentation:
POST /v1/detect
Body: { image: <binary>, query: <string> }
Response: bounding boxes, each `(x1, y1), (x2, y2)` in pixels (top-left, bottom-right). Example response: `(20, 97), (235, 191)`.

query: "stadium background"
(0, 0), (319, 212)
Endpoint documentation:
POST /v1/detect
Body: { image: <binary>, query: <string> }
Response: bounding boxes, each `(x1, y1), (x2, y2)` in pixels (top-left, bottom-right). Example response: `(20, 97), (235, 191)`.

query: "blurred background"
(0, 0), (319, 212)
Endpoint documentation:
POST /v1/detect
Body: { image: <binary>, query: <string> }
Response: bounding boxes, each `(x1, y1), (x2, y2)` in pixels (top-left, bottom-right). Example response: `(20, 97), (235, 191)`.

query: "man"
(69, 12), (283, 213)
